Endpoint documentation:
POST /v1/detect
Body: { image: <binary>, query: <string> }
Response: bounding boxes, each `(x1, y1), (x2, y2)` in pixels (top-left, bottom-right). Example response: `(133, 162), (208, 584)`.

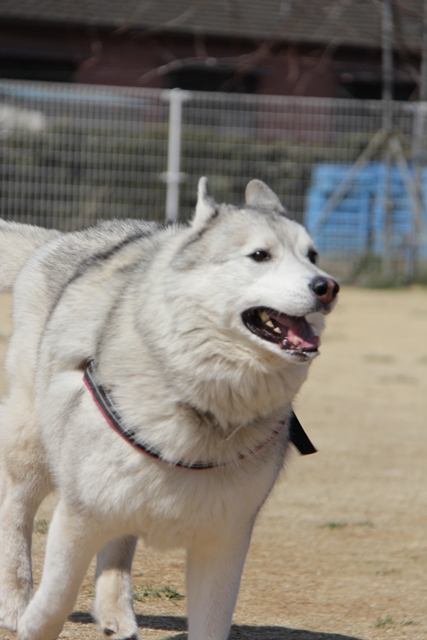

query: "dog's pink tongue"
(272, 313), (319, 350)
(287, 323), (319, 349)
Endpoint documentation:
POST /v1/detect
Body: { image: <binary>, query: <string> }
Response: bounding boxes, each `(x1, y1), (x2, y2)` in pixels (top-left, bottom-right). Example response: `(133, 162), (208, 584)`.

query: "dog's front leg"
(0, 406), (51, 632)
(186, 524), (253, 640)
(17, 498), (101, 640)
(0, 476), (44, 631)
(93, 535), (139, 640)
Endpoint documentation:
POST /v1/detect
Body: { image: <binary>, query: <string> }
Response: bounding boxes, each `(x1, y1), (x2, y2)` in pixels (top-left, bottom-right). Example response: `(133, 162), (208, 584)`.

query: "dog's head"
(173, 177), (339, 366)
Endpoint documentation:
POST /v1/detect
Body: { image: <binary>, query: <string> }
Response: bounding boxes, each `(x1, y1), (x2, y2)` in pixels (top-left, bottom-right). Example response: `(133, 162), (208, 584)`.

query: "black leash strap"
(288, 411), (317, 455)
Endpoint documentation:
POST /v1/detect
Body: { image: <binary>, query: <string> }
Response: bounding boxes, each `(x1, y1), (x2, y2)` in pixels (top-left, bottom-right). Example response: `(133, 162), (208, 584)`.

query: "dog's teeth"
(293, 338), (300, 346)
(260, 310), (270, 323)
(273, 327), (281, 334)
(282, 338), (290, 347)
(266, 320), (274, 328)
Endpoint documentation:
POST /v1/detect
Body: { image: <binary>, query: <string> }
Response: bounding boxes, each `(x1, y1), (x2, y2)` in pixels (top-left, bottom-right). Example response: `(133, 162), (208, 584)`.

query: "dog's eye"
(249, 250), (271, 262)
(307, 249), (318, 264)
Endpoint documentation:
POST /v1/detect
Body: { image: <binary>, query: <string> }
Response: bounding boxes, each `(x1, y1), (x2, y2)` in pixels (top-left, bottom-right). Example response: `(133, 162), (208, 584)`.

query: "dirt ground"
(0, 286), (426, 640)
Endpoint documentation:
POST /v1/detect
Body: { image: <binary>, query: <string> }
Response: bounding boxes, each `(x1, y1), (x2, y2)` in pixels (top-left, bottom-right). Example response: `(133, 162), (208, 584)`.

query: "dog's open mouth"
(242, 307), (319, 353)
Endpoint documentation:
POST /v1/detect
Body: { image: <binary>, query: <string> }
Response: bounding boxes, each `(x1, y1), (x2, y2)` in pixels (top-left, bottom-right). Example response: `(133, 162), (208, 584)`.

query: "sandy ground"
(0, 286), (426, 640)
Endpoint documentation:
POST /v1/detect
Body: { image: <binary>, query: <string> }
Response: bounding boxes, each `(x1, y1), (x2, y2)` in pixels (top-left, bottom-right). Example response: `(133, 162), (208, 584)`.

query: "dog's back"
(0, 218), (158, 295)
(1, 217), (160, 399)
(0, 220), (61, 293)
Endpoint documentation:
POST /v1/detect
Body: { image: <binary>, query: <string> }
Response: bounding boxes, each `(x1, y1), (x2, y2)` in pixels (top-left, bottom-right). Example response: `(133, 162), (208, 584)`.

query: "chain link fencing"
(0, 80), (426, 283)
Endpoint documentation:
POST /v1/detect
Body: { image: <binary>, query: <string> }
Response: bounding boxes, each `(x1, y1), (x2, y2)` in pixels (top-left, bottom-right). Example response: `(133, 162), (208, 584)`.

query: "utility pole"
(410, 0), (427, 279)
(419, 0), (427, 102)
(382, 0), (394, 279)
(382, 0), (393, 129)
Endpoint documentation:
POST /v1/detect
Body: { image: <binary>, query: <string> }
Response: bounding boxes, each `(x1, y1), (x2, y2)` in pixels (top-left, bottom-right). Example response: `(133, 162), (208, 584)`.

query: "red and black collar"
(83, 361), (316, 470)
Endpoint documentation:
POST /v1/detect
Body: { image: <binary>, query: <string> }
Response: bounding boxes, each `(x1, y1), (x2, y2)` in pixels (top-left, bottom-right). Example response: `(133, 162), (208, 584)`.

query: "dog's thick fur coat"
(0, 179), (338, 640)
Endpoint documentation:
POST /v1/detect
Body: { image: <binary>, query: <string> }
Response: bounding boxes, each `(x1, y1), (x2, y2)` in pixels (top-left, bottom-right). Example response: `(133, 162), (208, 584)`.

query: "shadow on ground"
(68, 612), (365, 639)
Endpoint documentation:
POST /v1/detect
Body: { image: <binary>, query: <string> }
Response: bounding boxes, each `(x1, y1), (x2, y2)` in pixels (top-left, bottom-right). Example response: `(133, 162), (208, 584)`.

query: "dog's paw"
(100, 617), (140, 640)
(94, 583), (140, 640)
(103, 629), (139, 640)
(0, 613), (18, 632)
(0, 596), (30, 632)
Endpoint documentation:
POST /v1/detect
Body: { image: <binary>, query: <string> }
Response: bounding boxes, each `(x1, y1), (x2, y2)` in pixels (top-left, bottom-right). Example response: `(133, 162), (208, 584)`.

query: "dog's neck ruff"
(83, 361), (316, 470)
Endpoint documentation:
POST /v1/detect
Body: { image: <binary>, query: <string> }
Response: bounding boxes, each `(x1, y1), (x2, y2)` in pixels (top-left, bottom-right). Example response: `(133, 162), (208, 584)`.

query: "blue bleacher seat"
(305, 163), (427, 257)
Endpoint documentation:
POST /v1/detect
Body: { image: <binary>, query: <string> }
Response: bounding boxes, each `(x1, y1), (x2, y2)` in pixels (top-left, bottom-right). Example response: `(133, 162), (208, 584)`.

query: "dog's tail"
(0, 220), (61, 293)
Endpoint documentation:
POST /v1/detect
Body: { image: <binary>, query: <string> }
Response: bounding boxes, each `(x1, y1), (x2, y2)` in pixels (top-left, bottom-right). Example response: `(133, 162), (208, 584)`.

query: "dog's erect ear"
(245, 180), (287, 214)
(191, 177), (218, 232)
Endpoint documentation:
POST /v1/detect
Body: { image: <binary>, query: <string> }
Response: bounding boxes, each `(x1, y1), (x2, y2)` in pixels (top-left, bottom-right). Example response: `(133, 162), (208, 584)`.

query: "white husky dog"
(0, 178), (338, 640)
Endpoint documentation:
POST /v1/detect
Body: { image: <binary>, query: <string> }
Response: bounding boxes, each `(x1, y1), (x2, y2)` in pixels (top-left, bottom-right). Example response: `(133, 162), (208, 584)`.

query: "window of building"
(167, 65), (259, 93)
(0, 57), (76, 82)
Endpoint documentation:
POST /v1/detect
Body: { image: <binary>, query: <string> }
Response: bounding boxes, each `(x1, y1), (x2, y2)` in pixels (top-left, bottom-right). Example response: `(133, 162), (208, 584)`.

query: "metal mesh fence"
(0, 79), (426, 283)
(0, 82), (168, 228)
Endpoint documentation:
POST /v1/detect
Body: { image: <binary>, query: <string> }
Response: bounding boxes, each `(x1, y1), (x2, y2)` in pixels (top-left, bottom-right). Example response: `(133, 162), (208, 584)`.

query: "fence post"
(409, 0), (427, 279)
(161, 88), (191, 222)
(410, 102), (427, 279)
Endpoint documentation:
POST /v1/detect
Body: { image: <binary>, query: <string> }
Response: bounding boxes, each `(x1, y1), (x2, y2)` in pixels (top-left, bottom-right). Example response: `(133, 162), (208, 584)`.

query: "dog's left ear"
(191, 177), (218, 232)
(245, 180), (287, 214)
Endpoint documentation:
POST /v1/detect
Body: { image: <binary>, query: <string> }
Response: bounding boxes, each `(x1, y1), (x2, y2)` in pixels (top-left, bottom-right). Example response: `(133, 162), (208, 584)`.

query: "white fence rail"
(0, 80), (426, 282)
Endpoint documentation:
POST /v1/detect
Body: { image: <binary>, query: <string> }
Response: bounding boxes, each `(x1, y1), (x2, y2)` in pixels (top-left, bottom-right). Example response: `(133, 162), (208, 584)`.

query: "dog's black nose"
(310, 276), (339, 305)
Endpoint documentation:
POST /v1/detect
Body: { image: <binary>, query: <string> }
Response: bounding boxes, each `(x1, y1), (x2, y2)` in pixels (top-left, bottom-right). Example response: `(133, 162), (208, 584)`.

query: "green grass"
(83, 584), (185, 604)
(133, 584), (185, 603)
(374, 615), (395, 628)
(374, 568), (397, 576)
(33, 519), (49, 534)
(320, 520), (375, 529)
(320, 521), (348, 529)
(363, 353), (394, 364)
(374, 615), (419, 628)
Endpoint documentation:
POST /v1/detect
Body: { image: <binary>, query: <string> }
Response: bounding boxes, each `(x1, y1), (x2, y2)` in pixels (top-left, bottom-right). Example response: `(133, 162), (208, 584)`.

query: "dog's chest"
(66, 440), (283, 549)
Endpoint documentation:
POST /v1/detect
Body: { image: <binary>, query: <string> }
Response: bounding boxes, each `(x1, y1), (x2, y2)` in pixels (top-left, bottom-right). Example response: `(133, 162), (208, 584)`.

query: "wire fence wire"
(0, 79), (426, 283)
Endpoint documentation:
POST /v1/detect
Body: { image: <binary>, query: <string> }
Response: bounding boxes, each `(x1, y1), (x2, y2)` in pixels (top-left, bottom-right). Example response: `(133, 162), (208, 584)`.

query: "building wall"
(0, 22), (336, 97)
(0, 21), (418, 100)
